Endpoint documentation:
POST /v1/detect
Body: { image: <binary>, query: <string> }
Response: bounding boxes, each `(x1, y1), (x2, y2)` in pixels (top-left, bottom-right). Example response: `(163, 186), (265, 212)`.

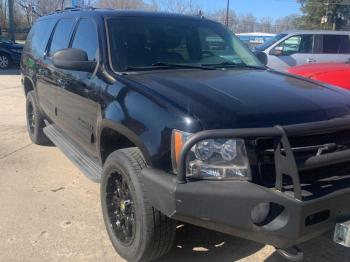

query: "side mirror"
(53, 48), (97, 72)
(255, 51), (268, 65)
(270, 46), (283, 56)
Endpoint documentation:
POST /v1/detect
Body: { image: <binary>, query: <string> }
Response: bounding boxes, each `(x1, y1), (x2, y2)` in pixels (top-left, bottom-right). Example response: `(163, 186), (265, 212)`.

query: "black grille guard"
(177, 116), (350, 201)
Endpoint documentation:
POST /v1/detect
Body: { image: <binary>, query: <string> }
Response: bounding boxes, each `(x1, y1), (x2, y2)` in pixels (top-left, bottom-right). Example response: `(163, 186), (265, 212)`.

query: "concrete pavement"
(0, 71), (349, 262)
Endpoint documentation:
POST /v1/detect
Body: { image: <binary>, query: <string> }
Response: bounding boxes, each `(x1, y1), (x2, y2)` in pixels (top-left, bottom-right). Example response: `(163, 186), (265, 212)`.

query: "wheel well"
(0, 51), (11, 60)
(23, 77), (34, 96)
(100, 128), (137, 163)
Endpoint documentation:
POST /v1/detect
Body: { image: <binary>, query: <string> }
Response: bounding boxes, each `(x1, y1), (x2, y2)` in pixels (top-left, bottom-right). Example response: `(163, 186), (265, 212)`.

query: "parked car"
(0, 36), (23, 69)
(254, 30), (350, 71)
(237, 32), (275, 50)
(21, 8), (350, 262)
(288, 62), (350, 90)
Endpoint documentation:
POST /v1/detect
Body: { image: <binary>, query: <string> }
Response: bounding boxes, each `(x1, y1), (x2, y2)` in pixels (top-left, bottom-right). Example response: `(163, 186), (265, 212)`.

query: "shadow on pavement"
(265, 237), (350, 262)
(157, 224), (350, 262)
(156, 224), (264, 262)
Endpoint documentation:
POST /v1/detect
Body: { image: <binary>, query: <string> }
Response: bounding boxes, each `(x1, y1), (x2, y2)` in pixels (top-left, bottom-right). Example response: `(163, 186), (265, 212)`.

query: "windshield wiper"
(124, 62), (216, 72)
(202, 61), (267, 70)
(151, 62), (216, 70)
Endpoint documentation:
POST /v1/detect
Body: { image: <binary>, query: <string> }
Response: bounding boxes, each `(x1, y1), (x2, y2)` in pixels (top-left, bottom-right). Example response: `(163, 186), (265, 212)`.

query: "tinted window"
(323, 35), (350, 54)
(24, 19), (56, 58)
(49, 19), (75, 56)
(107, 18), (262, 71)
(71, 19), (98, 61)
(277, 34), (313, 55)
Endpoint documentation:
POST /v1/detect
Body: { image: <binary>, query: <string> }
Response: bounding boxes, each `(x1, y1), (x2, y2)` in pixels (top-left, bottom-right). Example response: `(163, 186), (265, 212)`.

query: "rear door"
(38, 18), (76, 123)
(23, 19), (57, 120)
(314, 34), (350, 63)
(267, 34), (316, 71)
(55, 18), (101, 156)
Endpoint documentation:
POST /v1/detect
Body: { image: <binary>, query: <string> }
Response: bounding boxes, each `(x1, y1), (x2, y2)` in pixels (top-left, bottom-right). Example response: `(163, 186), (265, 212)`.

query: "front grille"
(256, 130), (350, 200)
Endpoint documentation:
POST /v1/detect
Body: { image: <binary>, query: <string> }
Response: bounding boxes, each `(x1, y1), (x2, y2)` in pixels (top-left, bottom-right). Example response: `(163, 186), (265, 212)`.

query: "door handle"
(307, 58), (317, 63)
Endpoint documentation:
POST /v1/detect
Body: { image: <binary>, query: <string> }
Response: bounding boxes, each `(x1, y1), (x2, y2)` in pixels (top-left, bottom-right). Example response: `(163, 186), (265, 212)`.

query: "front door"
(54, 18), (101, 157)
(267, 34), (316, 71)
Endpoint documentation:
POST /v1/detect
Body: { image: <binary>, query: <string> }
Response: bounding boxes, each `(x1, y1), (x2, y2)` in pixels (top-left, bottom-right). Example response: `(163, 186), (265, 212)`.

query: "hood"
(126, 69), (350, 129)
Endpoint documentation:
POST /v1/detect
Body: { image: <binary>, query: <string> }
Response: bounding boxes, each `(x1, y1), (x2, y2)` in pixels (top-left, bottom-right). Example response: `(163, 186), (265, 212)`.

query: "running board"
(43, 123), (102, 182)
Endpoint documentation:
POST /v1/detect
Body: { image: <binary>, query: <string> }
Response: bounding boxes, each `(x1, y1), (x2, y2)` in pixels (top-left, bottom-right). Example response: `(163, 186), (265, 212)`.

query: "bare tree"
(15, 0), (64, 26)
(237, 13), (256, 33)
(275, 14), (300, 32)
(0, 0), (8, 28)
(156, 0), (201, 15)
(258, 17), (273, 33)
(98, 0), (147, 9)
(209, 9), (238, 32)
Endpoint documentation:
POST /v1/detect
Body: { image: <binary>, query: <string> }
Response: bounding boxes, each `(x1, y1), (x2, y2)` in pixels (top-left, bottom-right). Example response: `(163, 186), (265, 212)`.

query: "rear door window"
(48, 19), (75, 57)
(71, 19), (99, 61)
(24, 19), (56, 58)
(322, 35), (350, 54)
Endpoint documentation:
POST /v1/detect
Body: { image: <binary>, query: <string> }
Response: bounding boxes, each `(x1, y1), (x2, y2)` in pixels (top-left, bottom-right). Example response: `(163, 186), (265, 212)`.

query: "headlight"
(171, 130), (251, 180)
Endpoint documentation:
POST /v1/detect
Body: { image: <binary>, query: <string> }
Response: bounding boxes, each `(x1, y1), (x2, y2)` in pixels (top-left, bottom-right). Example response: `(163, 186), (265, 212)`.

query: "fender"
(97, 119), (152, 166)
(0, 48), (11, 56)
(98, 79), (203, 170)
(22, 75), (36, 93)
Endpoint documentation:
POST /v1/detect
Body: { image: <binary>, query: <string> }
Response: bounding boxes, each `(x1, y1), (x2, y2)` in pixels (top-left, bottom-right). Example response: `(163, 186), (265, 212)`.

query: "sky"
(161, 0), (302, 20)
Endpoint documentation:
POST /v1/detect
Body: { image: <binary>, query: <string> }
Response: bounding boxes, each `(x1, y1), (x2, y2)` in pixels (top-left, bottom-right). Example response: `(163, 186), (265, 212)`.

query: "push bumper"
(142, 116), (350, 248)
(142, 168), (350, 248)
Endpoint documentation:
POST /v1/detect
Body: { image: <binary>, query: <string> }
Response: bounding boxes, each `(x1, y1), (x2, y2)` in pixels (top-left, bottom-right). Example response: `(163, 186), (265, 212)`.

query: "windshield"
(107, 17), (262, 71)
(254, 33), (287, 51)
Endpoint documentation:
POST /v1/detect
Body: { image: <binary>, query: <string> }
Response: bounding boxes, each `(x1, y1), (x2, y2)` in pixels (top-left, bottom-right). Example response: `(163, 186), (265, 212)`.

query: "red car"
(287, 62), (350, 90)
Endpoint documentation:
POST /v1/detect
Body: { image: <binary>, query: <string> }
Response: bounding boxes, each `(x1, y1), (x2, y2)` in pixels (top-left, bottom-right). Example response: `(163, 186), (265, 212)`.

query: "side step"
(43, 123), (102, 182)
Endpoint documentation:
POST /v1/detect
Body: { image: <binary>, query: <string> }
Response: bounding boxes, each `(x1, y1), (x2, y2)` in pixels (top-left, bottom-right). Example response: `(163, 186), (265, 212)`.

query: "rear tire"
(101, 148), (176, 262)
(26, 91), (50, 145)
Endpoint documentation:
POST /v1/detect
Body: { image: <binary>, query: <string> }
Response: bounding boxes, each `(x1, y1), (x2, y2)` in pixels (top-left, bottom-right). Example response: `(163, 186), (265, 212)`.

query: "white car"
(254, 30), (350, 71)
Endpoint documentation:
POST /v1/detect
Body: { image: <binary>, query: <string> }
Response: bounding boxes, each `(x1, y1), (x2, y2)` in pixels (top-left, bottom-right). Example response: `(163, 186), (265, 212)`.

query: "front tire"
(101, 148), (176, 262)
(26, 91), (50, 145)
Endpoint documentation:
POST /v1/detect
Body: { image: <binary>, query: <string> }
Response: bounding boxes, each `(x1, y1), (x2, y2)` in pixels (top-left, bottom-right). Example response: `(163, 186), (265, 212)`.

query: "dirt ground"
(0, 70), (349, 262)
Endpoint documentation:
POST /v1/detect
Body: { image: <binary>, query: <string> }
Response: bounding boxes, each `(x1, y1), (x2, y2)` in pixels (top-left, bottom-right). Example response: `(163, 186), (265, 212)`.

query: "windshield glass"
(254, 33), (287, 51)
(107, 17), (262, 71)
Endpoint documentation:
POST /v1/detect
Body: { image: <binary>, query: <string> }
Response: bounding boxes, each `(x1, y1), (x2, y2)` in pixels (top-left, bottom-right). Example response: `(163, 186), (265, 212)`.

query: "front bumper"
(142, 168), (350, 248)
(142, 116), (350, 248)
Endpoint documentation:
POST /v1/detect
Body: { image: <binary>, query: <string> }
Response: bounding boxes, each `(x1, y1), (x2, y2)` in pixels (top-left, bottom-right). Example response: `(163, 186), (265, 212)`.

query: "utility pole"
(8, 0), (15, 42)
(225, 0), (230, 27)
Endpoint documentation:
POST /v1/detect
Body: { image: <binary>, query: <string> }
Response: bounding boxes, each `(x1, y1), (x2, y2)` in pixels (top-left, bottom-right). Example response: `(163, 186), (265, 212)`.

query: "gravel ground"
(0, 71), (349, 262)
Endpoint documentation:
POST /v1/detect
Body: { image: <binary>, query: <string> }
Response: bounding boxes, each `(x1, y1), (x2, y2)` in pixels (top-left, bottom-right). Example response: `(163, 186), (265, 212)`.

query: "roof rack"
(48, 6), (97, 15)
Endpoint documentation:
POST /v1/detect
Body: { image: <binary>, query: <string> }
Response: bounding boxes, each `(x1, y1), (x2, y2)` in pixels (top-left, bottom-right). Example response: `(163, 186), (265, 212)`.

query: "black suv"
(0, 36), (23, 69)
(21, 8), (350, 262)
